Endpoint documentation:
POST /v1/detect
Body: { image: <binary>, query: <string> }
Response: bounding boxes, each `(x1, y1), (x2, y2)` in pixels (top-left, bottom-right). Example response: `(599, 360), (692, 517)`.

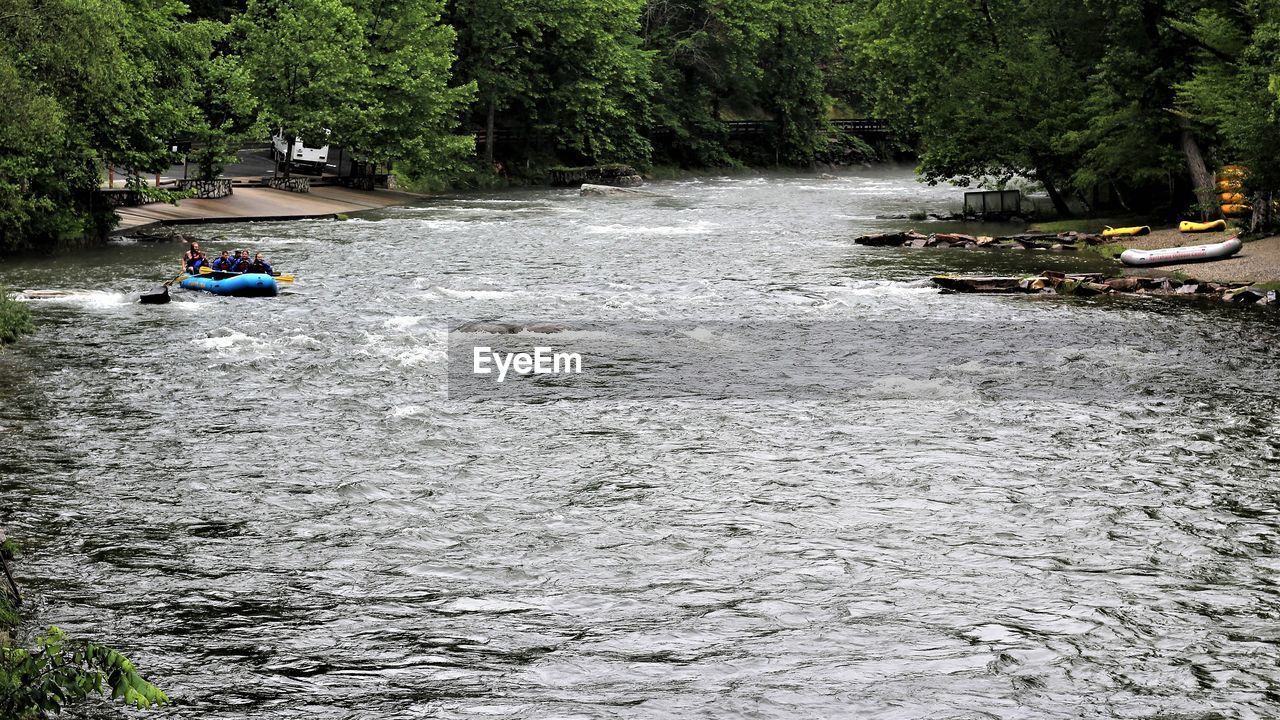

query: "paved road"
(105, 146), (353, 187)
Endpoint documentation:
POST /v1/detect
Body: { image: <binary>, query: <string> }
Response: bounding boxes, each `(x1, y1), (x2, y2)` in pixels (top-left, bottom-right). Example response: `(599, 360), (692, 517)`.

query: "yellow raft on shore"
(1179, 219), (1227, 233)
(1102, 225), (1151, 238)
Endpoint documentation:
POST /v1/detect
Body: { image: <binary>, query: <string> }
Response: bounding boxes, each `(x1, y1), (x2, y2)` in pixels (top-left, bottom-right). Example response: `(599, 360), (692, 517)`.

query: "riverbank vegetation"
(1, 539), (168, 716)
(1, 0), (1278, 252)
(0, 291), (34, 343)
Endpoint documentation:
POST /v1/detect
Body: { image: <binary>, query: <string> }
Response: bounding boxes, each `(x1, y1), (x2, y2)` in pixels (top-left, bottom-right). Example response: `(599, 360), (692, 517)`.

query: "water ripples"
(2, 169), (1279, 718)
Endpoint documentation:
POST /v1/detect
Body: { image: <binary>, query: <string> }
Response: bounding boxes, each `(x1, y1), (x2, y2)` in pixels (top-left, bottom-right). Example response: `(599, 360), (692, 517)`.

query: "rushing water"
(2, 168), (1280, 719)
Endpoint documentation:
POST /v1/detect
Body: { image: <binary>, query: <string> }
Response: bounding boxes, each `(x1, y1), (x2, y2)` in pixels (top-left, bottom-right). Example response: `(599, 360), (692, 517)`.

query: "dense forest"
(1, 0), (1278, 251)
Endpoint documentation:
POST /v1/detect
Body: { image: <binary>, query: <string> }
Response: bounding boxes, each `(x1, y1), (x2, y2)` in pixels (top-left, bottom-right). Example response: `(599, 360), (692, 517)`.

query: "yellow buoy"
(1178, 219), (1227, 233)
(1102, 225), (1152, 238)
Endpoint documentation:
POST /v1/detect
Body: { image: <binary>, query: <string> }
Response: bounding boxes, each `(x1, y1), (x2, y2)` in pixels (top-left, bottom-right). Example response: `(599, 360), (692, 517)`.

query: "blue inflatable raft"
(179, 272), (278, 297)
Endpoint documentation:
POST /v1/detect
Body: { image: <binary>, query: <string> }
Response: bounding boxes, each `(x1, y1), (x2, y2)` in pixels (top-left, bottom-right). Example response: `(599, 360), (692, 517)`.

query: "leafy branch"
(0, 626), (169, 717)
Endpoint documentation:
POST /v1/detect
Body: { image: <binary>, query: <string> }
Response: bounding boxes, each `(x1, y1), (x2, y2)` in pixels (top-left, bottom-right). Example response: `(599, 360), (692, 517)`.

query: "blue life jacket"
(248, 260), (273, 275)
(211, 257), (231, 272)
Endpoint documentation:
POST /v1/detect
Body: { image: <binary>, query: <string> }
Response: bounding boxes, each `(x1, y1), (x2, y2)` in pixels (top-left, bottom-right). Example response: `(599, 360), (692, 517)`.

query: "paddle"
(200, 266), (294, 283)
(140, 271), (188, 304)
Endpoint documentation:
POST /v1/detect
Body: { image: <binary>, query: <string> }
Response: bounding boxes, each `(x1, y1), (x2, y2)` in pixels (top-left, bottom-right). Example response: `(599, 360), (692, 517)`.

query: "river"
(2, 168), (1279, 718)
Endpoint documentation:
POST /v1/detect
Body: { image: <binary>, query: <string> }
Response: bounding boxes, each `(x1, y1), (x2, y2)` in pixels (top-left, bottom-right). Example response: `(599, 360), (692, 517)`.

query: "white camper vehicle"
(272, 130), (330, 174)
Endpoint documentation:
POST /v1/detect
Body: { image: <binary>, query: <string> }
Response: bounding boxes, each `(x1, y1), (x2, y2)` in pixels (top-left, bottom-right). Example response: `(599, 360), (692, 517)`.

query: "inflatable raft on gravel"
(1119, 237), (1242, 266)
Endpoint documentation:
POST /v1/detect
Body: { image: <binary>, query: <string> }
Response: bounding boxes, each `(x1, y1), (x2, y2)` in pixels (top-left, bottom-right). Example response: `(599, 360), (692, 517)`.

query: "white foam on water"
(279, 334), (325, 350)
(1052, 344), (1167, 373)
(830, 280), (938, 298)
(395, 346), (447, 367)
(862, 375), (977, 402)
(418, 218), (502, 230)
(441, 597), (532, 613)
(680, 327), (720, 343)
(197, 329), (266, 353)
(425, 286), (518, 301)
(16, 290), (129, 308)
(446, 198), (531, 205)
(951, 359), (1020, 379)
(583, 221), (717, 236)
(384, 315), (424, 330)
(389, 404), (424, 417)
(239, 236), (328, 245)
(791, 184), (863, 192)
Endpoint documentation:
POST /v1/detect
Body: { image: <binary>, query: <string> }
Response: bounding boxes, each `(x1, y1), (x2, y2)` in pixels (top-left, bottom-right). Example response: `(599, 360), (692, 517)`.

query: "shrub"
(0, 290), (34, 344)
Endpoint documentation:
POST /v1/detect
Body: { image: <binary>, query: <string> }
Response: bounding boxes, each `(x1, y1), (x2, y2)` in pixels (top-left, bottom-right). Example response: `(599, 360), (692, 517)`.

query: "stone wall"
(177, 178), (233, 199)
(268, 176), (311, 193)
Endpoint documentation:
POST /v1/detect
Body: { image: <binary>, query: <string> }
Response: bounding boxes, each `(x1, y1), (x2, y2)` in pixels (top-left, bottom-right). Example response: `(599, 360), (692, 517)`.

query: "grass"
(1082, 242), (1127, 260)
(1031, 216), (1158, 234)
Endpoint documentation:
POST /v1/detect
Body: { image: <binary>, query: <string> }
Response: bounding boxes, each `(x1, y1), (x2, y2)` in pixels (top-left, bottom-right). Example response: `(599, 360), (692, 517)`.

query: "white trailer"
(272, 130), (330, 173)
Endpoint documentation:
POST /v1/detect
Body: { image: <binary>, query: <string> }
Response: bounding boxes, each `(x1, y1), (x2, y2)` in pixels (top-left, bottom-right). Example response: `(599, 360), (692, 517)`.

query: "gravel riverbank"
(1119, 227), (1280, 284)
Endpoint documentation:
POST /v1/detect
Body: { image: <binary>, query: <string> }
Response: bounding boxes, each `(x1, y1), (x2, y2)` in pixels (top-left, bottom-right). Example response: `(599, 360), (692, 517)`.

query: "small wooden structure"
(964, 190), (1021, 217)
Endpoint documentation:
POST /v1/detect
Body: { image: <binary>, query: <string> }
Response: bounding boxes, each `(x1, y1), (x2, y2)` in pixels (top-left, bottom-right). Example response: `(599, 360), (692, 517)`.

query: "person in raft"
(230, 250), (251, 273)
(211, 250), (233, 272)
(247, 252), (274, 276)
(181, 242), (207, 274)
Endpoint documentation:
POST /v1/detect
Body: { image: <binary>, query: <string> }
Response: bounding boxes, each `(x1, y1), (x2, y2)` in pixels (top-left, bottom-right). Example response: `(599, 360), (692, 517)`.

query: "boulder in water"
(580, 183), (664, 197)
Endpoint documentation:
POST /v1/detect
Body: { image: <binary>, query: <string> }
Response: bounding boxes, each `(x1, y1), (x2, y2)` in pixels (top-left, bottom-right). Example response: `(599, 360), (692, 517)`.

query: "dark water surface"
(3, 169), (1280, 718)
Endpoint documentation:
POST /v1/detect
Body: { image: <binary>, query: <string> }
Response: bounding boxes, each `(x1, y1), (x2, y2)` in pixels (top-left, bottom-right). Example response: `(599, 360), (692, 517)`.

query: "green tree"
(189, 26), (261, 180)
(450, 0), (655, 169)
(343, 0), (476, 180)
(0, 0), (208, 251)
(537, 0), (656, 166)
(642, 0), (843, 167)
(0, 48), (71, 251)
(1064, 0), (1210, 215)
(237, 0), (369, 179)
(1176, 0), (1280, 222)
(755, 0), (838, 165)
(448, 0), (543, 166)
(842, 0), (1095, 215)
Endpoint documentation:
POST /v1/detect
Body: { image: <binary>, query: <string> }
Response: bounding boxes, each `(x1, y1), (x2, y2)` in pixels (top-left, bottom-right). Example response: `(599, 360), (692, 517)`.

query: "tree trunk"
(1177, 117), (1217, 219)
(283, 136), (295, 181)
(484, 96), (496, 167)
(1036, 165), (1072, 218)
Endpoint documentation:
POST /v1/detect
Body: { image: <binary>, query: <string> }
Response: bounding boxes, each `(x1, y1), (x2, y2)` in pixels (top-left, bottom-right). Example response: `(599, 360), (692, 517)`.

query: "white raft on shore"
(1120, 237), (1242, 266)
